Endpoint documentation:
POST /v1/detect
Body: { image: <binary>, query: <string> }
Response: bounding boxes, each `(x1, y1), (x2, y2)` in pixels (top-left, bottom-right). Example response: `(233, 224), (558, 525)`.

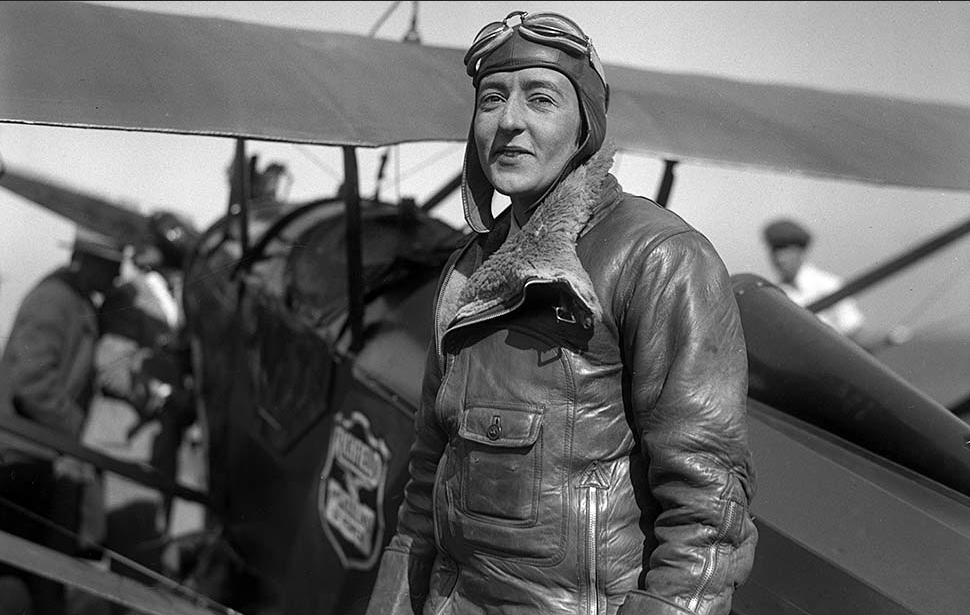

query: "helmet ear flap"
(461, 121), (495, 233)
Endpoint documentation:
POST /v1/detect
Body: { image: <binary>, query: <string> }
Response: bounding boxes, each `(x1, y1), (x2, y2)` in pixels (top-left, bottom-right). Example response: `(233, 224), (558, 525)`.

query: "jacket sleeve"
(365, 340), (447, 615)
(616, 230), (757, 615)
(4, 282), (89, 438)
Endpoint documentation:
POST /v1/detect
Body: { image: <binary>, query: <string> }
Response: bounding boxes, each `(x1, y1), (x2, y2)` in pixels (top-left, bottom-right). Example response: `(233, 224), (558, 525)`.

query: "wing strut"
(342, 146), (365, 353)
(231, 138), (251, 255)
(421, 171), (462, 212)
(807, 213), (970, 312)
(654, 159), (679, 208)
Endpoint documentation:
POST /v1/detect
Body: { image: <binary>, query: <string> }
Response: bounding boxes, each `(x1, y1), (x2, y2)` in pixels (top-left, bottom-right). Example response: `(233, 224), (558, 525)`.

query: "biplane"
(1, 2), (970, 615)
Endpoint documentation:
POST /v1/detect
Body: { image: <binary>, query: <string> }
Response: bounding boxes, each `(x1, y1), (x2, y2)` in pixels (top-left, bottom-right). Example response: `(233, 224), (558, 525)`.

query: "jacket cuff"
(617, 591), (696, 615)
(364, 546), (417, 615)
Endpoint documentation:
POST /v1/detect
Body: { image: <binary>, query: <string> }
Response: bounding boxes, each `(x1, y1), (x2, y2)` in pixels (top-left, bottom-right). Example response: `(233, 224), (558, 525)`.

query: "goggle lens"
(464, 11), (607, 88)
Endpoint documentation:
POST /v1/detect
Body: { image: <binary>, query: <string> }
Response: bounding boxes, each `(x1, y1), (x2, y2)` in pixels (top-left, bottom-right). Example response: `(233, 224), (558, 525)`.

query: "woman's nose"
(498, 97), (526, 130)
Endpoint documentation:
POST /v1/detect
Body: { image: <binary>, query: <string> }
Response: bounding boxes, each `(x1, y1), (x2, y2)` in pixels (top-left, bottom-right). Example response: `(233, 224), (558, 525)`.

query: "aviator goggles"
(463, 11), (607, 89)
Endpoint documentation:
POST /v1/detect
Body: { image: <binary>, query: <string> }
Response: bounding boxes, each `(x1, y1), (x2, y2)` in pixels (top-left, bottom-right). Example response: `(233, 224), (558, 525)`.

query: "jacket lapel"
(449, 144), (617, 327)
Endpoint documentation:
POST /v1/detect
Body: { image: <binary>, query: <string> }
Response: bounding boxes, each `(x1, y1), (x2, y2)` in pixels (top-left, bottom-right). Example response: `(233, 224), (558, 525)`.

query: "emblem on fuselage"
(318, 410), (390, 570)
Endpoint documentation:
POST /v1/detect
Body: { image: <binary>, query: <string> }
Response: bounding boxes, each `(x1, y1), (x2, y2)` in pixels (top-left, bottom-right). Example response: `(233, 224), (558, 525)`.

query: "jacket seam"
(614, 226), (696, 323)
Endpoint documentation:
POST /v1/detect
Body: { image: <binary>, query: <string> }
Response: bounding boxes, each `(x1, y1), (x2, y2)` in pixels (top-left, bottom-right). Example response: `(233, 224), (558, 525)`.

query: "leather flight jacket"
(368, 145), (757, 615)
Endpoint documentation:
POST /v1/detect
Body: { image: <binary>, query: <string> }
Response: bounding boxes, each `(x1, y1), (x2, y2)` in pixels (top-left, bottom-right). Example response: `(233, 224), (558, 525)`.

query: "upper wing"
(1, 1), (969, 191)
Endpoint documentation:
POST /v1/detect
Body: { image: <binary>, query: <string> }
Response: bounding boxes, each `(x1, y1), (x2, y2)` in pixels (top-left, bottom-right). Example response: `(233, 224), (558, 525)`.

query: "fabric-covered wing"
(2, 1), (970, 191)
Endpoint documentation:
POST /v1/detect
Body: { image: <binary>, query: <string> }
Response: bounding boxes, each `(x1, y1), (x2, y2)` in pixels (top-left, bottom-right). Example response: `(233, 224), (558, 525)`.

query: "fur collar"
(453, 144), (617, 325)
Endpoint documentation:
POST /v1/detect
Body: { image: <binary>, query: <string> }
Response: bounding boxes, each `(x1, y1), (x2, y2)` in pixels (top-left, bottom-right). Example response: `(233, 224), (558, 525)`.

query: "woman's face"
(473, 67), (582, 207)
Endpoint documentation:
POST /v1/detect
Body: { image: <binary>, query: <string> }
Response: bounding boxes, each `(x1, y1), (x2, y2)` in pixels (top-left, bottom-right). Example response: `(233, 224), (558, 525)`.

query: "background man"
(763, 217), (866, 342)
(0, 227), (122, 615)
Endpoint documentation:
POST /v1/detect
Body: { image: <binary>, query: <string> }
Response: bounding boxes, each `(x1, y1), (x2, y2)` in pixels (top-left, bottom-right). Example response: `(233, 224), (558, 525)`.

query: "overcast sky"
(2, 1), (969, 355)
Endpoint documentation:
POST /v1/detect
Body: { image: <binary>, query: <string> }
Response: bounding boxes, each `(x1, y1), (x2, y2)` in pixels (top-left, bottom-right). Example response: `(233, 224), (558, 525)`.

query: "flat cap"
(763, 218), (811, 249)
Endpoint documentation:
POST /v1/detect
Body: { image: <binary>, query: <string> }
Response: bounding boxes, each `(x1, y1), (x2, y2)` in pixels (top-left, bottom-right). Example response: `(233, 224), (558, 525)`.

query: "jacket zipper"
(585, 487), (600, 615)
(443, 278), (544, 342)
(433, 245), (468, 369)
(686, 499), (740, 612)
(430, 448), (461, 615)
(431, 448), (447, 549)
(580, 461), (608, 615)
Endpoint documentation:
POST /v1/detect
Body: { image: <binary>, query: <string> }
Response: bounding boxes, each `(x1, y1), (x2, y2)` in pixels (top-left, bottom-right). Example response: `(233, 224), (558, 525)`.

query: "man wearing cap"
(366, 10), (756, 615)
(763, 218), (866, 341)
(0, 228), (122, 615)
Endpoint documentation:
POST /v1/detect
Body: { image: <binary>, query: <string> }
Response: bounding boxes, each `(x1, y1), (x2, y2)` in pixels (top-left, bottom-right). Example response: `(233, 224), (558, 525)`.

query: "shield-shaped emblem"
(318, 410), (391, 570)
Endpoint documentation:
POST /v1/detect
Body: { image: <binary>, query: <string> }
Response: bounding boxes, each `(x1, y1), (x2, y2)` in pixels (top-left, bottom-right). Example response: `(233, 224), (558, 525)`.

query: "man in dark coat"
(0, 228), (122, 615)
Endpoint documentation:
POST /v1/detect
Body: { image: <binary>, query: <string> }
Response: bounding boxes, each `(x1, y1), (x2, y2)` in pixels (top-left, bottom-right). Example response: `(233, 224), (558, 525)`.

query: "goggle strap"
(464, 11), (608, 88)
(464, 26), (516, 76)
(517, 26), (588, 57)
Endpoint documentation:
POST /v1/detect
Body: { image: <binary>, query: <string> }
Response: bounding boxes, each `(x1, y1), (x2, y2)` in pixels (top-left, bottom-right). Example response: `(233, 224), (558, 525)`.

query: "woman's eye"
(478, 92), (504, 107)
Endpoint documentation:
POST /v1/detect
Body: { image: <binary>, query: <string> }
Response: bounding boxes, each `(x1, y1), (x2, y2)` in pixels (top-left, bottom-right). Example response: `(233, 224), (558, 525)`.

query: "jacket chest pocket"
(457, 404), (543, 522)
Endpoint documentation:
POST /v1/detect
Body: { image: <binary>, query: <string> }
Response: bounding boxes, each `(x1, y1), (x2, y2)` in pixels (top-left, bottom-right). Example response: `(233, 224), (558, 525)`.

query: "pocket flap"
(458, 405), (542, 448)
